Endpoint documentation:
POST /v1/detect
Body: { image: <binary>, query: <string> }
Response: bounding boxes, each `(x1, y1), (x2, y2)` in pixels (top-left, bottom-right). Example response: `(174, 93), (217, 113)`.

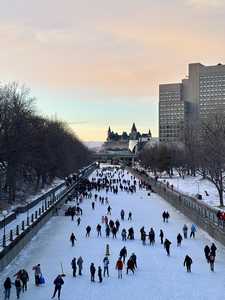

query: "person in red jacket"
(116, 258), (123, 279)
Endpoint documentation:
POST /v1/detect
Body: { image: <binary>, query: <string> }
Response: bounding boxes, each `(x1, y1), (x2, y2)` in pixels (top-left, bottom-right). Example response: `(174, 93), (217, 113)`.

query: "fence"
(128, 167), (225, 246)
(0, 162), (97, 271)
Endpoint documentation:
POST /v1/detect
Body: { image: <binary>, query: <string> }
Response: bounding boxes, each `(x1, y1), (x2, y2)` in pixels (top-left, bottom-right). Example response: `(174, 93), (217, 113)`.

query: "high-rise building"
(159, 83), (184, 143)
(159, 63), (225, 143)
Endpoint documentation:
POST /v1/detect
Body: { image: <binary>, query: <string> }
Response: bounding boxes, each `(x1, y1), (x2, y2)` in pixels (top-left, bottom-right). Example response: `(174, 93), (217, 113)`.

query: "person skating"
(177, 233), (183, 247)
(149, 228), (155, 246)
(77, 217), (81, 226)
(190, 224), (197, 238)
(105, 225), (110, 238)
(183, 255), (192, 272)
(115, 220), (120, 231)
(15, 276), (22, 299)
(204, 245), (210, 263)
(159, 229), (164, 244)
(98, 266), (103, 283)
(128, 227), (134, 240)
(96, 224), (102, 237)
(103, 256), (109, 277)
(128, 212), (132, 221)
(120, 246), (127, 263)
(112, 226), (117, 238)
(107, 206), (112, 215)
(162, 211), (166, 222)
(70, 233), (76, 247)
(92, 202), (95, 210)
(71, 258), (77, 277)
(208, 251), (215, 272)
(20, 269), (29, 292)
(126, 258), (135, 274)
(77, 256), (83, 275)
(165, 211), (170, 222)
(210, 243), (217, 257)
(51, 275), (64, 300)
(116, 258), (123, 279)
(90, 263), (96, 282)
(164, 239), (171, 256)
(4, 277), (11, 300)
(32, 264), (41, 286)
(121, 228), (127, 241)
(86, 226), (91, 237)
(130, 253), (137, 269)
(183, 224), (188, 239)
(120, 209), (125, 220)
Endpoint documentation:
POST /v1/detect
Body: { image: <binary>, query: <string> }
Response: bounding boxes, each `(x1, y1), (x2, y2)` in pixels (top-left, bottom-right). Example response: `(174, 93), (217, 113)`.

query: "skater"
(15, 276), (22, 299)
(32, 264), (41, 286)
(183, 224), (188, 239)
(130, 253), (137, 268)
(20, 269), (29, 292)
(128, 212), (132, 221)
(210, 243), (217, 257)
(204, 245), (210, 263)
(121, 228), (127, 241)
(90, 263), (96, 282)
(159, 229), (164, 244)
(127, 227), (134, 240)
(92, 202), (95, 210)
(98, 266), (103, 283)
(149, 228), (155, 245)
(112, 226), (117, 238)
(116, 258), (123, 279)
(86, 225), (91, 237)
(105, 225), (110, 238)
(71, 208), (75, 221)
(115, 220), (120, 231)
(126, 258), (135, 274)
(70, 233), (76, 247)
(164, 239), (171, 256)
(165, 211), (170, 222)
(177, 233), (183, 247)
(77, 256), (83, 275)
(120, 209), (125, 220)
(107, 206), (112, 215)
(208, 251), (215, 272)
(77, 217), (81, 226)
(190, 224), (197, 238)
(162, 211), (166, 222)
(4, 277), (11, 300)
(120, 246), (127, 263)
(51, 275), (64, 300)
(96, 224), (102, 237)
(183, 255), (192, 272)
(71, 258), (77, 277)
(103, 256), (109, 277)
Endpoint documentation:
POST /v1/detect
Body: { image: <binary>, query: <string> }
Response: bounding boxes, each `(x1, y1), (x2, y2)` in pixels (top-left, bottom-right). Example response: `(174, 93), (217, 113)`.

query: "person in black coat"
(90, 263), (96, 282)
(51, 275), (64, 299)
(71, 258), (77, 277)
(86, 226), (91, 237)
(159, 229), (164, 244)
(149, 228), (155, 246)
(98, 266), (103, 283)
(210, 243), (217, 257)
(130, 253), (137, 269)
(164, 239), (171, 256)
(177, 234), (183, 247)
(112, 226), (117, 238)
(4, 277), (11, 300)
(105, 225), (110, 238)
(204, 245), (210, 263)
(183, 255), (192, 272)
(20, 269), (29, 292)
(70, 233), (76, 246)
(15, 276), (22, 299)
(162, 211), (166, 222)
(120, 247), (127, 263)
(96, 224), (102, 237)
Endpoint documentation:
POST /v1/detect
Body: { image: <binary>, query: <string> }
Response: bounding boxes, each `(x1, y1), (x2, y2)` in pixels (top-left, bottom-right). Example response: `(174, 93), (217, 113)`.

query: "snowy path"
(1, 169), (225, 300)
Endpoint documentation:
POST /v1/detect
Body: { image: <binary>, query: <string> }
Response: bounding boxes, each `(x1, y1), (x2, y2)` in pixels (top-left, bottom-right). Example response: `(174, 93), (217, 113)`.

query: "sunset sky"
(0, 0), (225, 141)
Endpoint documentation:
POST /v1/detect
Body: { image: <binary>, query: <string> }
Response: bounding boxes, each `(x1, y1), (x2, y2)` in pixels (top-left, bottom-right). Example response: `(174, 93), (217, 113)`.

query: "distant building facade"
(159, 63), (225, 143)
(104, 123), (151, 153)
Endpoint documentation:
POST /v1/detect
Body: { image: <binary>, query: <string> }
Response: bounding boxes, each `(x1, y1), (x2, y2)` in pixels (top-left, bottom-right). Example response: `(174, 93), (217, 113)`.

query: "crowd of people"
(2, 166), (220, 299)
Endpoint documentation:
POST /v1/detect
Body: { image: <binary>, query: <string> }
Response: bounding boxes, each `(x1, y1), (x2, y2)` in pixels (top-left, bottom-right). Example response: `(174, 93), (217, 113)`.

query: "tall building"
(159, 83), (184, 143)
(159, 63), (225, 143)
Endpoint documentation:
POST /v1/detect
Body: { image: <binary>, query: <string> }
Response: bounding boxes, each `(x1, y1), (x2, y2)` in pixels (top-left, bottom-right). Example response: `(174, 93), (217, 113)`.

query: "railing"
(0, 162), (97, 251)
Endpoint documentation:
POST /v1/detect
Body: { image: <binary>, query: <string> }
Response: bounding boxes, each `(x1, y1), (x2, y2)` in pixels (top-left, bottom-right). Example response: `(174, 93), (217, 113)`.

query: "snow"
(1, 167), (225, 300)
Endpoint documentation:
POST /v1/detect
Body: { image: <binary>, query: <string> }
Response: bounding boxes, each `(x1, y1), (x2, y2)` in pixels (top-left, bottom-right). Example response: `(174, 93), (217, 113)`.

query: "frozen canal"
(1, 167), (225, 300)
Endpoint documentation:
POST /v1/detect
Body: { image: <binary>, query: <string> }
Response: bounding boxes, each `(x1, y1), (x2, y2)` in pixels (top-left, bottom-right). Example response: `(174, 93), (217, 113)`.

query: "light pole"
(2, 210), (8, 247)
(26, 201), (30, 226)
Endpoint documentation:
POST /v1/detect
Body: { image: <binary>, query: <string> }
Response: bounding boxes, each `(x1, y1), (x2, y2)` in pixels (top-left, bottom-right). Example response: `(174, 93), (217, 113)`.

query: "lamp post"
(26, 201), (30, 226)
(2, 210), (8, 247)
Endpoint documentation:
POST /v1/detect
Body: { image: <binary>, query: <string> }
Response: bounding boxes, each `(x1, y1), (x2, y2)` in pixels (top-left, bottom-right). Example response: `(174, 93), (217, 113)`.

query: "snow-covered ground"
(156, 173), (222, 208)
(0, 168), (225, 300)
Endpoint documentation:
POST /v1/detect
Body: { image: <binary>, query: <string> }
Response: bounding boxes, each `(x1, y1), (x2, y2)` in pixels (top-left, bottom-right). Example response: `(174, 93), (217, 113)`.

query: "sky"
(0, 0), (225, 141)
